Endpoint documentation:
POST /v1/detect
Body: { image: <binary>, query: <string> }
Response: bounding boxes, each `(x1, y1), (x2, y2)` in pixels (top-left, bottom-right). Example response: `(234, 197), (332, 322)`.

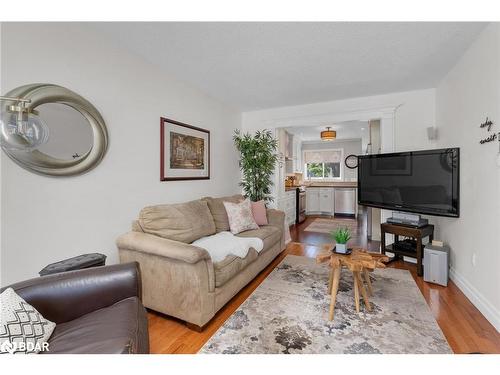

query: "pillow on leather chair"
(0, 288), (56, 354)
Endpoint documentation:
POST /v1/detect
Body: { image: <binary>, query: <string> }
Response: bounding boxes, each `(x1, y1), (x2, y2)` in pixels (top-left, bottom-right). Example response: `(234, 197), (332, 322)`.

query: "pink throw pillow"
(251, 200), (268, 226)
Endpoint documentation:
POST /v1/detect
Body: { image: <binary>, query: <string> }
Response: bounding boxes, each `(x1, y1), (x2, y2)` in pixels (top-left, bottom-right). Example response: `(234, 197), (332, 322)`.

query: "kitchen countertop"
(284, 182), (357, 191)
(305, 182), (358, 188)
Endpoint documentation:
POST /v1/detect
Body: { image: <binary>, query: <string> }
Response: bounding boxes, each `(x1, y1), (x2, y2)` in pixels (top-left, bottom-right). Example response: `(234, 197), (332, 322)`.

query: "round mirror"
(36, 103), (93, 161)
(1, 84), (108, 177)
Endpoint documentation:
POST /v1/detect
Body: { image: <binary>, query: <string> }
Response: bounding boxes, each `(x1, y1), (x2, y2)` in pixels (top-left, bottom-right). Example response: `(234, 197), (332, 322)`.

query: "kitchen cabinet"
(284, 131), (295, 175)
(306, 188), (320, 212)
(293, 136), (302, 173)
(306, 188), (334, 215)
(319, 188), (334, 214)
(283, 132), (302, 174)
(278, 189), (296, 226)
(284, 132), (293, 159)
(285, 159), (294, 175)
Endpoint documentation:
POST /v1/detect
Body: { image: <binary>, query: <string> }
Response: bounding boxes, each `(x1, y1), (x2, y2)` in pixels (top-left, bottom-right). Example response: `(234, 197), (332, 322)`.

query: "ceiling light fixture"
(320, 126), (336, 141)
(0, 96), (49, 151)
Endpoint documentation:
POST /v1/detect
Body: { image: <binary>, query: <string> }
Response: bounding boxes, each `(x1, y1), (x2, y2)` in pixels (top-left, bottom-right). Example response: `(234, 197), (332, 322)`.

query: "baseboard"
(449, 267), (500, 333)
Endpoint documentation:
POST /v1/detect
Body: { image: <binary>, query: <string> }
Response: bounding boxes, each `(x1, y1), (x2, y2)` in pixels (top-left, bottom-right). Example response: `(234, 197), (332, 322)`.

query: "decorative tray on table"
(331, 247), (353, 255)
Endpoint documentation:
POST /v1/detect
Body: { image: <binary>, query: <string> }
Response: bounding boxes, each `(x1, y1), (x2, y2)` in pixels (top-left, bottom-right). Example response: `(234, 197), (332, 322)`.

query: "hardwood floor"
(147, 214), (500, 354)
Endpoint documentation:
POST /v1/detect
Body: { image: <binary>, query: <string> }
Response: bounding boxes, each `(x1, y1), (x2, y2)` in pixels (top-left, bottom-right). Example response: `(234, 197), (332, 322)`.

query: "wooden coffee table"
(317, 245), (389, 321)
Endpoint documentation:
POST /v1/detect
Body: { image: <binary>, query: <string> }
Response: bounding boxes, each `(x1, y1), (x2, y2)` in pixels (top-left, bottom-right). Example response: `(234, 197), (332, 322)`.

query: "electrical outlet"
(472, 253), (477, 267)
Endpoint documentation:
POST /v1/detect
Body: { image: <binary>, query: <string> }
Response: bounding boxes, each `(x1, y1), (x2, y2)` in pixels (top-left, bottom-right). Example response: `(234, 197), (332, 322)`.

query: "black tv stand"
(380, 222), (434, 276)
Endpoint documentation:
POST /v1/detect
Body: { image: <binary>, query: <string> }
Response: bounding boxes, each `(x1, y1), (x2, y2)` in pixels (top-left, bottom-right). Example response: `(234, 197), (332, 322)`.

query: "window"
(304, 149), (342, 180)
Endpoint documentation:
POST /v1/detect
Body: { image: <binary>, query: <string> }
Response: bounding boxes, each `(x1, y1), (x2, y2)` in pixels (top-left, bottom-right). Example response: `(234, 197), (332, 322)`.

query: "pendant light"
(0, 96), (49, 151)
(320, 126), (336, 141)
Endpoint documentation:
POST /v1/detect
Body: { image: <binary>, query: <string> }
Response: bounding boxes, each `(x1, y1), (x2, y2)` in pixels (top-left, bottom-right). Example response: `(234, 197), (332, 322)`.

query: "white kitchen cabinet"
(292, 137), (302, 173)
(284, 132), (293, 159)
(279, 190), (296, 226)
(306, 188), (320, 213)
(306, 188), (334, 215)
(334, 188), (357, 216)
(319, 188), (334, 214)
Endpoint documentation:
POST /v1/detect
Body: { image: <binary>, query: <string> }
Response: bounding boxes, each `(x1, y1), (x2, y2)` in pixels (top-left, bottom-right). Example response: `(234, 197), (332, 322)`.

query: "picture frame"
(160, 117), (210, 181)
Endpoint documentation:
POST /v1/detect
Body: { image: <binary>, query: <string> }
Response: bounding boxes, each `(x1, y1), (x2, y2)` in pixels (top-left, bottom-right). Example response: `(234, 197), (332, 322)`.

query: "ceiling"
(91, 22), (487, 111)
(286, 121), (368, 142)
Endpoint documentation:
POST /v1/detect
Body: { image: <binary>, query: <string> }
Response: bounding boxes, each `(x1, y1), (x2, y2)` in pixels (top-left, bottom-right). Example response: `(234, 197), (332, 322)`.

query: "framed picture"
(160, 117), (210, 181)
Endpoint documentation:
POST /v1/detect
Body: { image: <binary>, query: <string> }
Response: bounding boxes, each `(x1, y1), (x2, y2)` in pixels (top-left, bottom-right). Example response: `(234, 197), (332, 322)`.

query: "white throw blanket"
(192, 231), (264, 262)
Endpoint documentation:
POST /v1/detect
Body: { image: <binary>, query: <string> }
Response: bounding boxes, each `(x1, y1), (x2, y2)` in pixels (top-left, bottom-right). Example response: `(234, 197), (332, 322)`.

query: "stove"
(296, 186), (306, 224)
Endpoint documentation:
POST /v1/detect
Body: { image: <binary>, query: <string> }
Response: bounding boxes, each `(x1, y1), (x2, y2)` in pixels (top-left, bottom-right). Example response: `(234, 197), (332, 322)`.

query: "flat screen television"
(357, 148), (459, 217)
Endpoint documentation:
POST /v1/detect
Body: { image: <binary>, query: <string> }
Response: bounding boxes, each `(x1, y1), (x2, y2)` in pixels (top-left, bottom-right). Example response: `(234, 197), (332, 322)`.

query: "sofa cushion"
(43, 297), (148, 354)
(138, 200), (216, 243)
(202, 195), (244, 232)
(213, 226), (282, 287)
(214, 249), (259, 288)
(236, 225), (281, 250)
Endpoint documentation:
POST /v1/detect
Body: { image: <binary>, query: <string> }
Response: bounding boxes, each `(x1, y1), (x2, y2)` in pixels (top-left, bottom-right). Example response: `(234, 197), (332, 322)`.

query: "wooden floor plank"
(147, 214), (500, 354)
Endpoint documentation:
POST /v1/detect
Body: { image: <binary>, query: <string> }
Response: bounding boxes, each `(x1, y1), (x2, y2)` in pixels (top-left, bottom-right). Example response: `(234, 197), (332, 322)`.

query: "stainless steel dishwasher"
(334, 188), (356, 216)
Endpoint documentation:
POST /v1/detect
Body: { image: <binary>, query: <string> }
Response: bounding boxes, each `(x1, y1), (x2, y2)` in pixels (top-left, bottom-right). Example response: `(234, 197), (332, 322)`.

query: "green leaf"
(330, 227), (351, 244)
(233, 129), (278, 203)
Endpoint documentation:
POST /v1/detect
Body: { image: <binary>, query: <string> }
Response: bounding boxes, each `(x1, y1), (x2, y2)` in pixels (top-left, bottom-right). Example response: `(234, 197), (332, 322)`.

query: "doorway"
(276, 117), (383, 249)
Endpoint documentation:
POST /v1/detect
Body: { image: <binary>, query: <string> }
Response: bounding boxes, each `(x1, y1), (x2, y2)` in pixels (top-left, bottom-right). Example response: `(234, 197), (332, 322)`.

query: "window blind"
(303, 150), (342, 163)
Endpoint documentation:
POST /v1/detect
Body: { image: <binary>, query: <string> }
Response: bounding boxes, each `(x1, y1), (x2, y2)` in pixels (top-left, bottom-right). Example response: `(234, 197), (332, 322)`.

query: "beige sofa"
(116, 194), (285, 329)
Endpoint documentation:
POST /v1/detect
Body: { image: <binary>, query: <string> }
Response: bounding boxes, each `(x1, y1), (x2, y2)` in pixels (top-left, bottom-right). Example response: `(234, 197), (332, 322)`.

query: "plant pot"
(336, 243), (348, 254)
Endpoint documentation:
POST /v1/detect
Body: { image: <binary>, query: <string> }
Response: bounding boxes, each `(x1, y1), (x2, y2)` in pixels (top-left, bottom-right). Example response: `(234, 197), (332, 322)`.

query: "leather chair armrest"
(116, 232), (210, 264)
(1, 262), (142, 324)
(266, 208), (285, 229)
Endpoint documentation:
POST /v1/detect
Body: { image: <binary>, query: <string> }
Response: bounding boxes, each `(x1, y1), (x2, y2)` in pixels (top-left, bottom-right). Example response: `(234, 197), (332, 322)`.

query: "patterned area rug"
(304, 217), (359, 235)
(200, 255), (451, 354)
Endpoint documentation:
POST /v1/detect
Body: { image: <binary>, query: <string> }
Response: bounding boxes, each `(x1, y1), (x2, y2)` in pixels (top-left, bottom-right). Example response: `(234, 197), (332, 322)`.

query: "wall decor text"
(478, 117), (497, 145)
(480, 117), (493, 131)
(479, 132), (498, 144)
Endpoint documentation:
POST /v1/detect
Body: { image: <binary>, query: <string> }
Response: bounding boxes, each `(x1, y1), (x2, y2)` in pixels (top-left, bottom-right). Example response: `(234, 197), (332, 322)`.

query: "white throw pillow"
(0, 288), (56, 354)
(223, 198), (259, 234)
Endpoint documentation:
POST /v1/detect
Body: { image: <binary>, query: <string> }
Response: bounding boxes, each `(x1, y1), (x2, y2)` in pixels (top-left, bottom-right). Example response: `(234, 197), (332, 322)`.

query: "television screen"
(357, 148), (459, 217)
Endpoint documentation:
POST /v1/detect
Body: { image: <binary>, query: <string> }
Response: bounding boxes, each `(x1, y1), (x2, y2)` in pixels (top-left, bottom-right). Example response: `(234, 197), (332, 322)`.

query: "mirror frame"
(1, 83), (108, 177)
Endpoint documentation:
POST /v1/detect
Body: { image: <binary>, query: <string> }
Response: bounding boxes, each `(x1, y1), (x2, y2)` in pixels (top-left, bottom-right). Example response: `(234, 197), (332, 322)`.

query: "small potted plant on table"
(332, 227), (351, 254)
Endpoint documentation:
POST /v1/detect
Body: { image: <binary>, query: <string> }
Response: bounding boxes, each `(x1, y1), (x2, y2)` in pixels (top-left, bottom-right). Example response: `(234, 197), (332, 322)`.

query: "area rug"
(303, 217), (359, 235)
(200, 255), (451, 354)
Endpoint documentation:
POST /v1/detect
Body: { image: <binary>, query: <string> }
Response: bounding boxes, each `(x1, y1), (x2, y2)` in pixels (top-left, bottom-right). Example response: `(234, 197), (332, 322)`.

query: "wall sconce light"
(0, 96), (49, 151)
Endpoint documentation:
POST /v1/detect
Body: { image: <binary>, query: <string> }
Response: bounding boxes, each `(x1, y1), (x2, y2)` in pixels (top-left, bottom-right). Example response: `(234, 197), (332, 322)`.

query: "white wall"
(435, 23), (500, 331)
(302, 139), (362, 181)
(242, 88), (436, 153)
(0, 23), (241, 285)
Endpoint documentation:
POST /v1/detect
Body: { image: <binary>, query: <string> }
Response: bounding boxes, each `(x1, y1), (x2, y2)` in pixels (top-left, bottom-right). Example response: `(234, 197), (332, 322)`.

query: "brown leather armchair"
(1, 262), (149, 354)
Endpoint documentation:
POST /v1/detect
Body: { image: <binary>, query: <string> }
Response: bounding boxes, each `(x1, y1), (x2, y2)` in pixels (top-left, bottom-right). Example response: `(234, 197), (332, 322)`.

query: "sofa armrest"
(266, 208), (285, 228)
(116, 232), (210, 264)
(117, 232), (216, 326)
(1, 262), (141, 324)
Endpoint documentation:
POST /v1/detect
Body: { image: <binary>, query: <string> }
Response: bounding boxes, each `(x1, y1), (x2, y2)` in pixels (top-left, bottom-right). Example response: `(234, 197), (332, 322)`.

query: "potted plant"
(233, 129), (279, 203)
(331, 227), (351, 254)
